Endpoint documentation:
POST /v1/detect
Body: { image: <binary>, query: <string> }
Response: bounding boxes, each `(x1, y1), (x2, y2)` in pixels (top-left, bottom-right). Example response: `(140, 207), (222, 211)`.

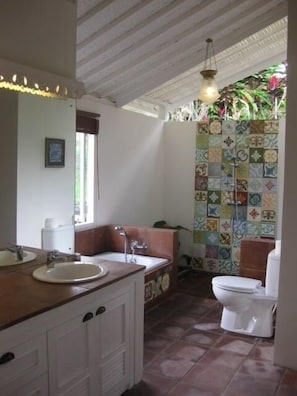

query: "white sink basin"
(32, 261), (108, 284)
(0, 250), (37, 267)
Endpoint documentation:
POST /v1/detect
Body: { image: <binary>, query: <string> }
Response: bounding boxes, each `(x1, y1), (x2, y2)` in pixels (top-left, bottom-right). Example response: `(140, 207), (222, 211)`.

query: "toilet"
(212, 243), (281, 337)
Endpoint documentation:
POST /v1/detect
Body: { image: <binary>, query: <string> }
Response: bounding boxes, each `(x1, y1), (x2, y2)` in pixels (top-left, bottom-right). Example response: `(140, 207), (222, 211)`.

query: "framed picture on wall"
(45, 138), (65, 168)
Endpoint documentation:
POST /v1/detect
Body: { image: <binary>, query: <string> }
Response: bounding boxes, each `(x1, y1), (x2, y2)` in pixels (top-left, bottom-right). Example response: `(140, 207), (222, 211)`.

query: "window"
(75, 111), (99, 226)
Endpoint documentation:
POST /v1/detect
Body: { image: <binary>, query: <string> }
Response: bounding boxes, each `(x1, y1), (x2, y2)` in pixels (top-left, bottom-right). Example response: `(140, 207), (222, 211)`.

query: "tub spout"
(114, 225), (128, 262)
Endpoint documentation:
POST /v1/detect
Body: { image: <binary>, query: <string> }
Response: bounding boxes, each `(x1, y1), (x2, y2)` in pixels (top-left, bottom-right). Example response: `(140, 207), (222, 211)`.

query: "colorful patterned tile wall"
(192, 120), (279, 275)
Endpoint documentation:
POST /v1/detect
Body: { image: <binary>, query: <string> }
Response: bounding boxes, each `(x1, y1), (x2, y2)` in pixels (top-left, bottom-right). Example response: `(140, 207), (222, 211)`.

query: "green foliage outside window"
(168, 62), (287, 122)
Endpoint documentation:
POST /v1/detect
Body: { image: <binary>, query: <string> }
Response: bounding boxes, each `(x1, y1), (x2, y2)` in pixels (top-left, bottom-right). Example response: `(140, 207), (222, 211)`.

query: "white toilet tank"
(42, 225), (74, 254)
(265, 247), (281, 298)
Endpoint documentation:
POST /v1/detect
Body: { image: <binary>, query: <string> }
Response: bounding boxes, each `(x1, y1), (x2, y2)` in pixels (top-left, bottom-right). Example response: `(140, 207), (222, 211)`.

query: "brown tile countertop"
(0, 247), (145, 331)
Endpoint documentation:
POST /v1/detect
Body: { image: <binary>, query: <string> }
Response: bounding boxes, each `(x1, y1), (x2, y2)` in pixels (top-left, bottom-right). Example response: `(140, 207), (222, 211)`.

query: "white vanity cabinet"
(48, 285), (132, 396)
(0, 270), (144, 396)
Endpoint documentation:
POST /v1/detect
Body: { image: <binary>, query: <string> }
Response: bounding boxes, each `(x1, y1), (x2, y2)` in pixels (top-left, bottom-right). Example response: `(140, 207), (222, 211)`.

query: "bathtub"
(93, 252), (168, 273)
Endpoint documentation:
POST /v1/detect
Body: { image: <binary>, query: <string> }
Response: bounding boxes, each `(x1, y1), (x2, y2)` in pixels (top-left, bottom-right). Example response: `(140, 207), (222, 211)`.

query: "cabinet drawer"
(0, 334), (47, 394)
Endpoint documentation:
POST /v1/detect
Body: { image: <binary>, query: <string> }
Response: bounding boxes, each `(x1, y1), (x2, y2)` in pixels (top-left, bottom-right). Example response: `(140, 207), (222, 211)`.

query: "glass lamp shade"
(198, 69), (220, 104)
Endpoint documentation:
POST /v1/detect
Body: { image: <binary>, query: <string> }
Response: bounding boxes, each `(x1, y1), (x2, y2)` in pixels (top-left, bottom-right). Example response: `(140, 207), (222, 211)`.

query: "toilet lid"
(212, 276), (262, 293)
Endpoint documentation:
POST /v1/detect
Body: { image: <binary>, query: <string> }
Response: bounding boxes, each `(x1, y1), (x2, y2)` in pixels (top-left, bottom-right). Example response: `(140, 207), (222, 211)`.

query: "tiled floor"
(122, 271), (297, 396)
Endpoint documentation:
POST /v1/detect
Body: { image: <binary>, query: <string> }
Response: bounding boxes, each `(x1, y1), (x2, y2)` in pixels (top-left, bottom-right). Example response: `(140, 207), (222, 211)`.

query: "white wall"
(274, 0), (297, 370)
(77, 96), (165, 227)
(16, 94), (76, 248)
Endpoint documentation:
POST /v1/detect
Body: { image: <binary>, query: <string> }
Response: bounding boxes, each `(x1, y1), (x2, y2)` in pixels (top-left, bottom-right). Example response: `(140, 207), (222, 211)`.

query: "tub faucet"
(46, 250), (66, 268)
(6, 244), (24, 261)
(114, 225), (128, 262)
(130, 240), (148, 251)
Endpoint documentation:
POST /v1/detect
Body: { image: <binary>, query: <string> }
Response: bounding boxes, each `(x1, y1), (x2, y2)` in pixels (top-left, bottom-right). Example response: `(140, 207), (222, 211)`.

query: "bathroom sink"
(32, 261), (108, 284)
(0, 250), (37, 267)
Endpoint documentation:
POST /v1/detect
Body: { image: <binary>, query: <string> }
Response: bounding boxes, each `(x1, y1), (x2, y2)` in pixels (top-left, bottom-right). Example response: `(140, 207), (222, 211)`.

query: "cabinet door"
(95, 288), (132, 396)
(48, 312), (98, 396)
(7, 374), (48, 396)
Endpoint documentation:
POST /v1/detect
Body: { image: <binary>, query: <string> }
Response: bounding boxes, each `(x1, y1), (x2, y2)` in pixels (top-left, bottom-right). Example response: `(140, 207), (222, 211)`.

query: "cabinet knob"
(95, 306), (106, 315)
(0, 352), (15, 365)
(82, 312), (94, 322)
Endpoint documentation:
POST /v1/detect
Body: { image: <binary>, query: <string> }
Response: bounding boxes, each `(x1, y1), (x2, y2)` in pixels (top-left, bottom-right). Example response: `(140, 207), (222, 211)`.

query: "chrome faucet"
(46, 250), (66, 268)
(130, 240), (148, 263)
(6, 244), (24, 261)
(114, 225), (128, 262)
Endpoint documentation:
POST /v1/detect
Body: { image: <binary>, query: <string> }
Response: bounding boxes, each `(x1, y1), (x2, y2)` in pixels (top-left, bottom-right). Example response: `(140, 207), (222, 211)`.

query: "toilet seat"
(212, 276), (262, 294)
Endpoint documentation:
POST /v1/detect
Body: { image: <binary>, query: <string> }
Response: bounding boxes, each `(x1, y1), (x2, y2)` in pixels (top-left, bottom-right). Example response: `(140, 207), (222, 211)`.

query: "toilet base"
(221, 304), (276, 338)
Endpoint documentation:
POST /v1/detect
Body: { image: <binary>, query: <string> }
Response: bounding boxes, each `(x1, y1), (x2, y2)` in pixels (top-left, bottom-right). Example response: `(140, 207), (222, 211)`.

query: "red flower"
(268, 74), (280, 92)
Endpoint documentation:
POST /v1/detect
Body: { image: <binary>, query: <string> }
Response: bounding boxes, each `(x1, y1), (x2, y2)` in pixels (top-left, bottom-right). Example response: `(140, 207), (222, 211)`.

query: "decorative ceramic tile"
(222, 162), (233, 177)
(195, 176), (208, 190)
(208, 191), (221, 204)
(209, 135), (222, 147)
(264, 149), (278, 163)
(205, 244), (219, 258)
(206, 232), (219, 245)
(248, 193), (262, 206)
(262, 193), (277, 210)
(251, 120), (265, 134)
(207, 219), (219, 232)
(208, 204), (220, 218)
(219, 233), (232, 246)
(236, 134), (250, 149)
(247, 206), (261, 221)
(204, 258), (219, 272)
(262, 178), (277, 193)
(194, 217), (207, 231)
(232, 219), (247, 236)
(249, 134), (264, 147)
(195, 163), (208, 176)
(222, 148), (236, 162)
(264, 120), (279, 133)
(195, 203), (207, 216)
(222, 120), (237, 134)
(196, 134), (209, 148)
(236, 148), (249, 162)
(264, 163), (278, 178)
(193, 120), (278, 276)
(196, 148), (208, 162)
(208, 148), (222, 162)
(236, 120), (250, 134)
(249, 148), (264, 163)
(220, 203), (233, 217)
(197, 122), (209, 134)
(208, 177), (221, 190)
(222, 135), (236, 149)
(248, 177), (263, 191)
(208, 163), (221, 176)
(264, 134), (278, 148)
(261, 222), (275, 237)
(221, 177), (233, 191)
(220, 218), (232, 233)
(195, 191), (208, 202)
(249, 163), (263, 178)
(237, 163), (249, 178)
(209, 120), (222, 134)
(261, 210), (276, 222)
(236, 179), (248, 192)
(247, 221), (262, 236)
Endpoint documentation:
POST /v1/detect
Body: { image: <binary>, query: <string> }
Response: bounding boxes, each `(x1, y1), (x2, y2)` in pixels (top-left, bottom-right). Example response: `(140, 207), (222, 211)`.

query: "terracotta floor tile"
(239, 358), (285, 383)
(199, 349), (246, 370)
(163, 340), (207, 362)
(215, 334), (256, 355)
(182, 363), (236, 393)
(122, 272), (297, 396)
(148, 321), (190, 340)
(224, 373), (279, 396)
(146, 354), (195, 379)
(144, 333), (174, 352)
(167, 382), (221, 396)
(181, 328), (222, 347)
